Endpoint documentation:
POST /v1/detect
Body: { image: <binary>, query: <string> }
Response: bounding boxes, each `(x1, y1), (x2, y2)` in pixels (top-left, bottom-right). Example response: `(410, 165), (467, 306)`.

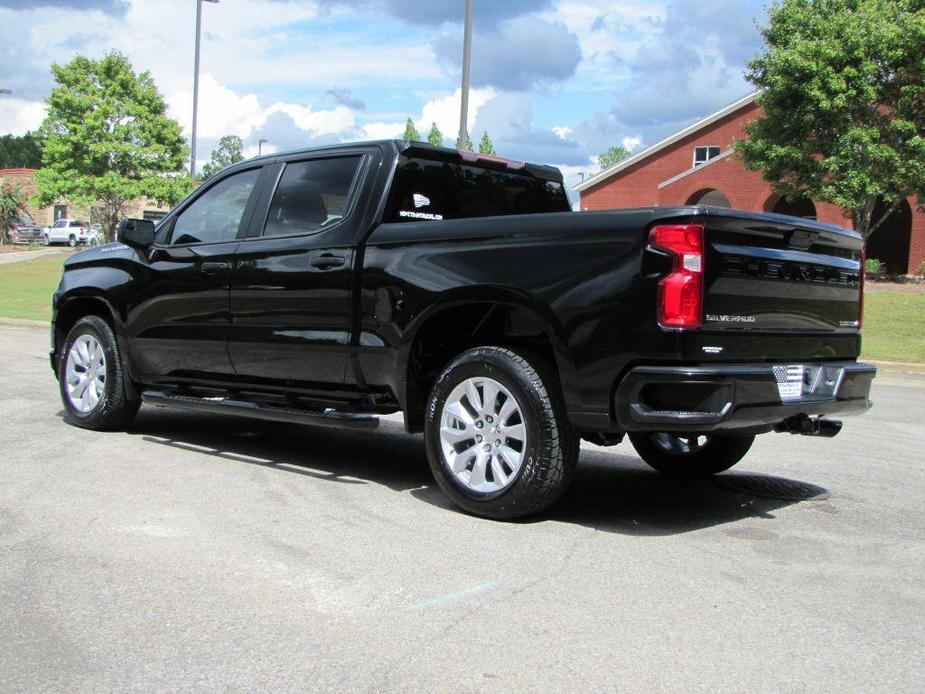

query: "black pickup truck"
(51, 140), (875, 519)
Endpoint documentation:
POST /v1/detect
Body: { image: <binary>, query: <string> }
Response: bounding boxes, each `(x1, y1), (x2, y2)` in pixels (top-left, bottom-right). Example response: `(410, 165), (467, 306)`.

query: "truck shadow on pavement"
(125, 408), (829, 537)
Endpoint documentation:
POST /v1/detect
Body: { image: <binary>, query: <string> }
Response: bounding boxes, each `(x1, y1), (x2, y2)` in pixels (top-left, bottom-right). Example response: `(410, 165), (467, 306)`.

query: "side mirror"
(117, 218), (156, 248)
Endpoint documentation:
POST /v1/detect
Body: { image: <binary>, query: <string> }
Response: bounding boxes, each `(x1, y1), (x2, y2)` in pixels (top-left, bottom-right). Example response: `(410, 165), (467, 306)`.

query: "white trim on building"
(574, 91), (760, 193)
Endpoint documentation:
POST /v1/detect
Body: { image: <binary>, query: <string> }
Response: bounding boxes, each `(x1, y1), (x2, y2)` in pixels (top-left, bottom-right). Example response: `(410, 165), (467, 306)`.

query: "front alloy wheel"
(59, 315), (140, 430)
(65, 333), (107, 414)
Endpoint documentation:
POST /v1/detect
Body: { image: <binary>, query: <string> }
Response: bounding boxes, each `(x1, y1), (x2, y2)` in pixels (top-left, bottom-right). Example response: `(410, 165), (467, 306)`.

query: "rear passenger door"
(228, 152), (369, 387)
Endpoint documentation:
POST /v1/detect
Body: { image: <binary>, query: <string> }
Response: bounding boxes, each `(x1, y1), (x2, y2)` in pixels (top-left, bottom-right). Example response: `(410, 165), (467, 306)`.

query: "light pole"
(457, 0), (473, 150)
(258, 138), (268, 156)
(191, 0), (219, 178)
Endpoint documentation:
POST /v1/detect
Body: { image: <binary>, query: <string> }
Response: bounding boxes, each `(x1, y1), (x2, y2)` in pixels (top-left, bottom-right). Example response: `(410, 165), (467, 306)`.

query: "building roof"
(0, 168), (38, 176)
(574, 91), (760, 193)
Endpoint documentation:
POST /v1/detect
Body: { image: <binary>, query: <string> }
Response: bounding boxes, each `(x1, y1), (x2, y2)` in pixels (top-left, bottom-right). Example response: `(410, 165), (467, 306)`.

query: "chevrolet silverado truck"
(50, 140), (875, 519)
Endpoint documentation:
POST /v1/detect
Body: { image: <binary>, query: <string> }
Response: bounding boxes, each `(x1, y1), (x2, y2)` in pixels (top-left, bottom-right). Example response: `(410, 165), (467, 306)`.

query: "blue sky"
(0, 0), (768, 191)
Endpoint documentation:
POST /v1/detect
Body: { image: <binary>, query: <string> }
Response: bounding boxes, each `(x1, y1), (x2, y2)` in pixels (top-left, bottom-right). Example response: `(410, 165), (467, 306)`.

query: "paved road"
(0, 248), (71, 266)
(1, 326), (922, 692)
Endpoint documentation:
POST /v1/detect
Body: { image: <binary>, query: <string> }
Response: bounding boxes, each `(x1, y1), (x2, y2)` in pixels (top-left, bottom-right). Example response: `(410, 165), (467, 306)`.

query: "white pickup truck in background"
(43, 219), (100, 246)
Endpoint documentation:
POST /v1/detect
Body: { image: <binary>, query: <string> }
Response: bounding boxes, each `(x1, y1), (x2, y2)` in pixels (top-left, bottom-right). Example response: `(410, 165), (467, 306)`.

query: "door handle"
(200, 261), (230, 274)
(311, 254), (346, 270)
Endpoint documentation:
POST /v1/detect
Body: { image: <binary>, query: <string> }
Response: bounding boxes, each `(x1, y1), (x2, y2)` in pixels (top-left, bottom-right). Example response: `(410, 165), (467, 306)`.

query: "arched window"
(686, 189), (732, 208)
(866, 199), (913, 275)
(766, 195), (817, 220)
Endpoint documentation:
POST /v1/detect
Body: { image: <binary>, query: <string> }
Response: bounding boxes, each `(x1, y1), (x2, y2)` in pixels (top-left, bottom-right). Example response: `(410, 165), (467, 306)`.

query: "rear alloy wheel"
(59, 315), (140, 430)
(425, 346), (579, 520)
(68, 234), (77, 247)
(629, 432), (755, 478)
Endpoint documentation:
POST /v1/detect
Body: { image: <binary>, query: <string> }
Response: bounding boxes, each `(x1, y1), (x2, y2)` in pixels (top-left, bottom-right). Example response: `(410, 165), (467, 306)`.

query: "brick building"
(575, 92), (924, 275)
(0, 167), (170, 230)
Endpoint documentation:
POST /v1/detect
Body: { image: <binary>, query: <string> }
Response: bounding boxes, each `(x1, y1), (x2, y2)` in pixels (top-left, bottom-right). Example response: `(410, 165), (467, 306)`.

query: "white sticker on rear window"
(399, 210), (443, 221)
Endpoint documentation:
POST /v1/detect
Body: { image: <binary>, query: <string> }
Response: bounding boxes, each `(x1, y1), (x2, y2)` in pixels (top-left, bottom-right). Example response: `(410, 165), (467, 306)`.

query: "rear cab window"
(263, 156), (363, 238)
(384, 156), (570, 223)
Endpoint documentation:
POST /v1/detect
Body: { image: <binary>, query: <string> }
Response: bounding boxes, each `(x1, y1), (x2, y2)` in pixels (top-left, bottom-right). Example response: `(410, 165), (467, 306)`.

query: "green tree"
(201, 135), (245, 180)
(33, 52), (192, 241)
(598, 145), (631, 171)
(735, 0), (925, 238)
(478, 132), (496, 155)
(427, 122), (444, 147)
(0, 132), (43, 168)
(0, 182), (27, 245)
(402, 118), (420, 141)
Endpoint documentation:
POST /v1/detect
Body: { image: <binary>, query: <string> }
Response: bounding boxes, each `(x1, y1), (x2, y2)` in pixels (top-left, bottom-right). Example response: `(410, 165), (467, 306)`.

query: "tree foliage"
(403, 117), (420, 141)
(201, 135), (245, 180)
(478, 132), (496, 155)
(0, 182), (28, 244)
(736, 0), (925, 237)
(427, 122), (444, 147)
(598, 145), (631, 171)
(0, 132), (43, 169)
(33, 52), (192, 241)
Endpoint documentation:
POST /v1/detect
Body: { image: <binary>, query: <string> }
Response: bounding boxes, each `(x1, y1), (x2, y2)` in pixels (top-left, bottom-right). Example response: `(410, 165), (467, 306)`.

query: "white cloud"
(622, 136), (642, 151)
(168, 73), (356, 142)
(0, 97), (45, 136)
(417, 87), (496, 142)
(553, 126), (573, 139)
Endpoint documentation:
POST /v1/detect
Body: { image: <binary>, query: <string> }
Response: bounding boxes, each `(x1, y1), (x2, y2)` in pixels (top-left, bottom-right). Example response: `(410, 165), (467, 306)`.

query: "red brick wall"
(580, 103), (925, 274)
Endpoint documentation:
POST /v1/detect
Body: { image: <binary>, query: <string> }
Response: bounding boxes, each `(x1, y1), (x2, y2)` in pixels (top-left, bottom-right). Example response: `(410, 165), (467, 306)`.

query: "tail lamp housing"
(649, 224), (705, 329)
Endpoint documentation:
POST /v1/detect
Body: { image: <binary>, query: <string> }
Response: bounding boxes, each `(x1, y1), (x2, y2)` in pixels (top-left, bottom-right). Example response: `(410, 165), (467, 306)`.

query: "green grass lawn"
(860, 292), (925, 363)
(0, 254), (922, 362)
(0, 254), (65, 321)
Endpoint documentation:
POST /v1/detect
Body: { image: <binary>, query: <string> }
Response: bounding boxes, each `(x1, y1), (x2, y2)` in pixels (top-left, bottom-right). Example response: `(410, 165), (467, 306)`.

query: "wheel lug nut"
(476, 435), (483, 443)
(485, 415), (493, 423)
(483, 444), (491, 452)
(494, 439), (501, 446)
(475, 421), (483, 429)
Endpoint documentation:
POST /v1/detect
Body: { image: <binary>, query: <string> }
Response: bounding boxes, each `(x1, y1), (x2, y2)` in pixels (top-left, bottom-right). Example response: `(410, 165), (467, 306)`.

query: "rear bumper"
(614, 361), (875, 434)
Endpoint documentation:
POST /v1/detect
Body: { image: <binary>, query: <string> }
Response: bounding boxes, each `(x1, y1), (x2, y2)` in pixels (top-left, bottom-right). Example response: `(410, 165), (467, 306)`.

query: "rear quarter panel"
(359, 209), (681, 419)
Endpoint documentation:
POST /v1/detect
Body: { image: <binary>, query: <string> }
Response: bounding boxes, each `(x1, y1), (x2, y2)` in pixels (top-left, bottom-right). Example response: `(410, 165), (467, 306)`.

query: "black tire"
(424, 346), (579, 520)
(58, 315), (140, 431)
(67, 234), (77, 247)
(628, 432), (755, 478)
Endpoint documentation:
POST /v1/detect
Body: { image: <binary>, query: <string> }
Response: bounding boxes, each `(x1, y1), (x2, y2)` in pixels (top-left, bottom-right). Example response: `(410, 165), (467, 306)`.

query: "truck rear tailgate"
(695, 209), (864, 361)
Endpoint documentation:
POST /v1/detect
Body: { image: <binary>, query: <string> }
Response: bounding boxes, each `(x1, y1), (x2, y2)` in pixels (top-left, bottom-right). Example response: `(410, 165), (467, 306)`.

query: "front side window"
(171, 168), (260, 245)
(694, 146), (721, 167)
(263, 156), (362, 237)
(384, 157), (570, 223)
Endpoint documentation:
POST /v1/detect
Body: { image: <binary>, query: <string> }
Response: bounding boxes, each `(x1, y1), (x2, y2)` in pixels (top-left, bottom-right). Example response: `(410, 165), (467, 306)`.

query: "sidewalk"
(0, 248), (71, 266)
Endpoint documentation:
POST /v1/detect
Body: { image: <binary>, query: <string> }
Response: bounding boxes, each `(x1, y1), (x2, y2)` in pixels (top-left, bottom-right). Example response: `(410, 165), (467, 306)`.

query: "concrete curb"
(866, 359), (925, 376)
(0, 318), (49, 331)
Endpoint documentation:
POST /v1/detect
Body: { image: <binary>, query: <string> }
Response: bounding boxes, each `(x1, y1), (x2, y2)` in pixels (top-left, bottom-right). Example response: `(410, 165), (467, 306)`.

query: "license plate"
(773, 365), (805, 401)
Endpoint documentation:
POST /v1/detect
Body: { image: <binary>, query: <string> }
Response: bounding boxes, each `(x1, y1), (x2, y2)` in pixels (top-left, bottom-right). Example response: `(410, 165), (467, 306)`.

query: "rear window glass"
(384, 157), (569, 223)
(263, 156), (362, 237)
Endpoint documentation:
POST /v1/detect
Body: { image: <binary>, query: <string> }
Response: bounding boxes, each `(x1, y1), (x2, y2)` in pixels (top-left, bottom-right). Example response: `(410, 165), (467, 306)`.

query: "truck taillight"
(649, 224), (704, 329)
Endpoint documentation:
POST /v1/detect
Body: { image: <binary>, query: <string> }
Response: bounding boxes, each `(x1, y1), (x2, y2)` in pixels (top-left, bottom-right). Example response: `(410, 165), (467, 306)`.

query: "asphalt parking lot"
(1, 325), (922, 692)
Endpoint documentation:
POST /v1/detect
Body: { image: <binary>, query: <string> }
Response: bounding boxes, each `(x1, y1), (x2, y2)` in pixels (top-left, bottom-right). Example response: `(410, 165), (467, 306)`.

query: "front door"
(126, 166), (263, 383)
(228, 154), (366, 387)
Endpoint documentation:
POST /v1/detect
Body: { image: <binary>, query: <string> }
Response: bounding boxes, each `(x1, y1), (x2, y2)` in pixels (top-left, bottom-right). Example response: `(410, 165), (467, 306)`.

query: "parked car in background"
(44, 219), (93, 246)
(9, 220), (44, 244)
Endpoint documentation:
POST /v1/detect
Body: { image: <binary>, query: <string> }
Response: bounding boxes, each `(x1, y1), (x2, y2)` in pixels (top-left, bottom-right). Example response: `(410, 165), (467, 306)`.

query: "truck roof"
(237, 140), (564, 183)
